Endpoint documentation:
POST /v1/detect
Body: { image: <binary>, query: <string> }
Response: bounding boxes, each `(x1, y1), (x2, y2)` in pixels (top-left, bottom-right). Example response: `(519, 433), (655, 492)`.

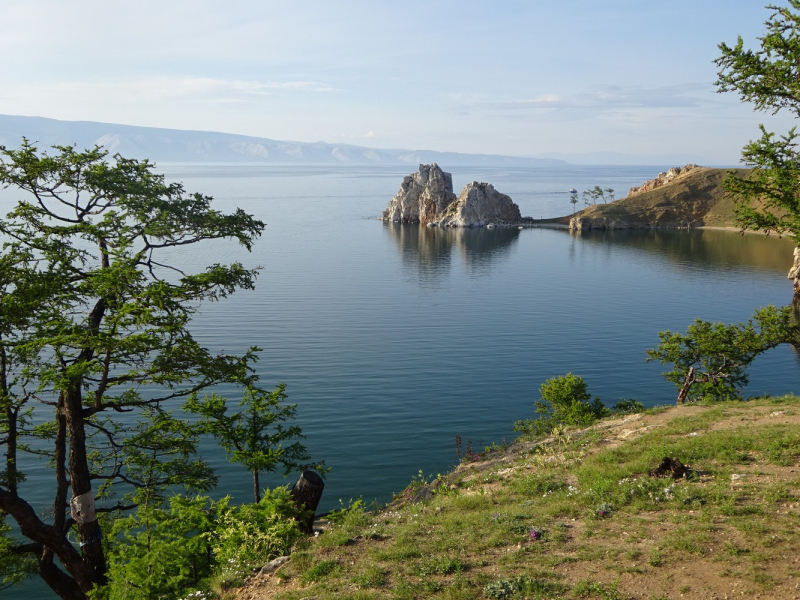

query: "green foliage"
(716, 2), (800, 265)
(646, 306), (796, 403)
(326, 497), (372, 530)
(484, 576), (567, 599)
(0, 141), (322, 598)
(515, 373), (608, 436)
(205, 488), (302, 571)
(97, 496), (222, 600)
(610, 399), (645, 415)
(186, 383), (325, 503)
(96, 490), (302, 600)
(582, 186), (615, 206)
(0, 514), (36, 591)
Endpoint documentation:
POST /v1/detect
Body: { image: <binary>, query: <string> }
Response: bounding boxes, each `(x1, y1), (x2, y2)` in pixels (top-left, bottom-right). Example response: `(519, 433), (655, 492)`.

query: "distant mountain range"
(0, 115), (567, 167)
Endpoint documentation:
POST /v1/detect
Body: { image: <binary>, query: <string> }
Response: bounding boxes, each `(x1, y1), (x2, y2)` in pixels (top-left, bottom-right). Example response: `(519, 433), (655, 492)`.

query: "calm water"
(6, 164), (800, 597)
(159, 164), (799, 508)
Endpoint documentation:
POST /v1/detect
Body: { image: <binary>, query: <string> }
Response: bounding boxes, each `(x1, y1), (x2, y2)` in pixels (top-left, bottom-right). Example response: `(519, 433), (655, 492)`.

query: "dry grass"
(575, 167), (744, 228)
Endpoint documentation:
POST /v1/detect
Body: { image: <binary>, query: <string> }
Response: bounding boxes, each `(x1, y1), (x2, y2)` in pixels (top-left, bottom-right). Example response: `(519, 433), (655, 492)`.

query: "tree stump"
(290, 471), (324, 534)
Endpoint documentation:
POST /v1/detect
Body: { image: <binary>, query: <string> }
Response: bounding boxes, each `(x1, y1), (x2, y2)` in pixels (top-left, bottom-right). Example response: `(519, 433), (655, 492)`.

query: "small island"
(381, 164), (522, 227)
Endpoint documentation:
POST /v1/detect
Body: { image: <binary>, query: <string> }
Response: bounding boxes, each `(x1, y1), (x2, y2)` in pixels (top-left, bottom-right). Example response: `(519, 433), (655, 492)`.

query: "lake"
(5, 163), (800, 598)
(159, 164), (799, 508)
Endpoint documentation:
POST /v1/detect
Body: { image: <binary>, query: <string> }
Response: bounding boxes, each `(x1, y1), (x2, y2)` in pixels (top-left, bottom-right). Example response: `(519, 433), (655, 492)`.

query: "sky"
(1, 0), (796, 164)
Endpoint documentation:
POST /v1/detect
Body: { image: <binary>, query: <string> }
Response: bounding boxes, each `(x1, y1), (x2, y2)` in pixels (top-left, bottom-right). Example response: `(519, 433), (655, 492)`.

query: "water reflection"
(570, 228), (795, 274)
(383, 223), (520, 280)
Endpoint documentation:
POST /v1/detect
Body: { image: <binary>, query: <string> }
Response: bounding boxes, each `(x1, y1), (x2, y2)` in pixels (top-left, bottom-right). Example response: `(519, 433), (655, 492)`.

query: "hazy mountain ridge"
(0, 115), (566, 167)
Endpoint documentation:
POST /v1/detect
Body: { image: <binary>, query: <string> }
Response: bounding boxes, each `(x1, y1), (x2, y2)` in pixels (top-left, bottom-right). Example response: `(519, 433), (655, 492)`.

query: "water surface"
(5, 164), (798, 598)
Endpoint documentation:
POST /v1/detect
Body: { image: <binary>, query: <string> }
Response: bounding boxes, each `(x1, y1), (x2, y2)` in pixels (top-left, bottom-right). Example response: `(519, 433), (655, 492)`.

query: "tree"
(646, 305), (796, 404)
(0, 141), (267, 598)
(186, 383), (325, 503)
(569, 190), (579, 214)
(582, 186), (614, 206)
(716, 2), (800, 302)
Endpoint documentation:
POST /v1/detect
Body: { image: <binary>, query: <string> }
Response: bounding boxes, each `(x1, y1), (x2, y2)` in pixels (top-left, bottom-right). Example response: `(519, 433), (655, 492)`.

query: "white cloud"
(465, 83), (714, 113)
(0, 76), (337, 110)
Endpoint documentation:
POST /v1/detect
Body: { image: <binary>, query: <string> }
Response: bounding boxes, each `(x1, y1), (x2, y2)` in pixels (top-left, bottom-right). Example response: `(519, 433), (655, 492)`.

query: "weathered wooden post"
(290, 470), (324, 534)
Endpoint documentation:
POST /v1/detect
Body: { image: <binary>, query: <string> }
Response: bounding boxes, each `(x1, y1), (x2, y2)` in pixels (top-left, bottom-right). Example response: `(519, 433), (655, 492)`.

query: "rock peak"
(381, 166), (521, 227)
(381, 163), (456, 224)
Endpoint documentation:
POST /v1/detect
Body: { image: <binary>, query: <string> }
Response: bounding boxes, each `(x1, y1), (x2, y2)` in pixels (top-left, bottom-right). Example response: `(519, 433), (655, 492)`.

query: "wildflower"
(529, 528), (541, 540)
(596, 502), (613, 517)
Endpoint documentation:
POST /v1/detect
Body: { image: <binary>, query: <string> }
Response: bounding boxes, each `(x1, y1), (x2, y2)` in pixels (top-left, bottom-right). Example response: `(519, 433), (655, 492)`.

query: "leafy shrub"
(326, 497), (372, 529)
(207, 488), (302, 571)
(515, 373), (608, 437)
(96, 490), (302, 600)
(610, 399), (644, 415)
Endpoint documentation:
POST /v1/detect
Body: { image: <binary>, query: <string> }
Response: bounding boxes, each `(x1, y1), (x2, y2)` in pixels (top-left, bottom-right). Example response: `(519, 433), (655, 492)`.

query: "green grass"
(259, 396), (800, 599)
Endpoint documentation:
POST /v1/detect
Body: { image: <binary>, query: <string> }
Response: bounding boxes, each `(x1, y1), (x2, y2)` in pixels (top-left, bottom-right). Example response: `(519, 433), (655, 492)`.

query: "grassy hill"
(566, 167), (748, 229)
(231, 396), (800, 599)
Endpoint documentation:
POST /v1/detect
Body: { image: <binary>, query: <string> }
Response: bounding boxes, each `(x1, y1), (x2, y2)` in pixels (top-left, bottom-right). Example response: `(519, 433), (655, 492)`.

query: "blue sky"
(1, 1), (795, 163)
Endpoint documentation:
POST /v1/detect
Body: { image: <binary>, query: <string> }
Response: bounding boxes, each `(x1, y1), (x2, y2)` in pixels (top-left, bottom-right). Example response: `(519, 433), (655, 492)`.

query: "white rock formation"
(437, 182), (521, 227)
(381, 164), (456, 224)
(627, 164), (700, 197)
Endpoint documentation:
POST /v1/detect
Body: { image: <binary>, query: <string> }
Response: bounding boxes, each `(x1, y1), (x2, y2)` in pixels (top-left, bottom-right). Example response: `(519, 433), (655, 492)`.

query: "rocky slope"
(569, 166), (746, 231)
(626, 164), (702, 197)
(382, 164), (521, 227)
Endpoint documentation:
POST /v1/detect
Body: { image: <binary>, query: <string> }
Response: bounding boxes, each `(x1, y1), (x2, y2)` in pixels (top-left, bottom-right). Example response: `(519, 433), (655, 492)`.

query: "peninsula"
(567, 165), (745, 231)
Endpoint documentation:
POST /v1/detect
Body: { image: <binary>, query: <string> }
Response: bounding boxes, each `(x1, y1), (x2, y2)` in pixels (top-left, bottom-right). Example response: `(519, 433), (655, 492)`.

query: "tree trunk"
(677, 366), (695, 404)
(0, 488), (90, 597)
(64, 385), (106, 590)
(64, 296), (108, 591)
(290, 471), (324, 534)
(253, 469), (260, 504)
(789, 246), (800, 306)
(38, 559), (85, 600)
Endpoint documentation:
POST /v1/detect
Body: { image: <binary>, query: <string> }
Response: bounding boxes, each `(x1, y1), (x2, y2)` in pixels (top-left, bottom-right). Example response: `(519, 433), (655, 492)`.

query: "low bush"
(515, 373), (609, 437)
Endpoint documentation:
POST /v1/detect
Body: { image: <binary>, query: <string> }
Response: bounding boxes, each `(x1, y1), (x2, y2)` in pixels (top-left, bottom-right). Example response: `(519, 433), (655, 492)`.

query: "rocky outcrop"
(438, 182), (521, 227)
(381, 164), (456, 224)
(628, 164), (701, 197)
(569, 216), (700, 231)
(382, 165), (522, 227)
